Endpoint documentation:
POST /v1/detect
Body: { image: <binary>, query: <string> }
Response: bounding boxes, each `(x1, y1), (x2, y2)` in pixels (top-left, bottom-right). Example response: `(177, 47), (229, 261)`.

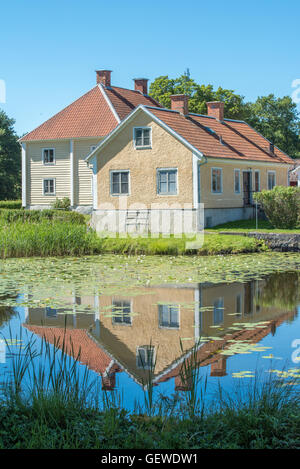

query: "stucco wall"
(96, 113), (194, 210)
(200, 159), (289, 209)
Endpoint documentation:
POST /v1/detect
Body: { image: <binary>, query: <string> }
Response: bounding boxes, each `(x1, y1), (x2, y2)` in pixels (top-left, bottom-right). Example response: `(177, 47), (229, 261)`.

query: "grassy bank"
(1, 395), (300, 449)
(0, 219), (266, 258)
(210, 218), (300, 233)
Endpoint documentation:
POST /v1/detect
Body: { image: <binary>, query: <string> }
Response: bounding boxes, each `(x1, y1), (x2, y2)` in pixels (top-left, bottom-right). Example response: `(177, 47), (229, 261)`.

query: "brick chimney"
(134, 78), (148, 95)
(96, 70), (112, 87)
(206, 101), (224, 121)
(170, 94), (189, 115)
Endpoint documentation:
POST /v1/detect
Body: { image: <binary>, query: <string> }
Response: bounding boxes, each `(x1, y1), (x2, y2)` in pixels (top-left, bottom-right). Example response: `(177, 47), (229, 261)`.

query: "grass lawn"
(208, 218), (300, 234)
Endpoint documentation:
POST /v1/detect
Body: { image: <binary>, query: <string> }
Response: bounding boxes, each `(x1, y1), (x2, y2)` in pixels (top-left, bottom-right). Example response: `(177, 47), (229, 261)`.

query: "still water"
(0, 253), (299, 411)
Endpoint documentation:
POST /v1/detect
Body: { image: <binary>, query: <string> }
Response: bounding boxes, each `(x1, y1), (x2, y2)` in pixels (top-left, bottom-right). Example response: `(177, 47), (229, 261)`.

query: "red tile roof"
(20, 85), (161, 142)
(147, 107), (294, 164)
(23, 325), (114, 376)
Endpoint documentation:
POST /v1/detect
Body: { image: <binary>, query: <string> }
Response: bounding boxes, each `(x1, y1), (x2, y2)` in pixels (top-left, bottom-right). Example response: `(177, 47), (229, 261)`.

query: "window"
(213, 297), (224, 325)
(112, 300), (132, 325)
(43, 148), (55, 165)
(234, 169), (240, 193)
(45, 307), (57, 318)
(236, 294), (242, 317)
(134, 127), (151, 149)
(158, 304), (180, 329)
(136, 346), (155, 370)
(157, 169), (177, 195)
(268, 171), (276, 190)
(43, 178), (55, 195)
(110, 171), (129, 195)
(254, 170), (260, 192)
(211, 168), (222, 193)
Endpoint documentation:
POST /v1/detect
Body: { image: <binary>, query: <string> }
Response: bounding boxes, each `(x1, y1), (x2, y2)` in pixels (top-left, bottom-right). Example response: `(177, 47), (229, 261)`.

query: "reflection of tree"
(0, 295), (17, 328)
(260, 272), (300, 311)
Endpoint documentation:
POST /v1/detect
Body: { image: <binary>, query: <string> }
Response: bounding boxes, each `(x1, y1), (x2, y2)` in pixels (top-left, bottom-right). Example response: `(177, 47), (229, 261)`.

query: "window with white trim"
(43, 148), (55, 165)
(158, 304), (180, 329)
(134, 127), (151, 149)
(213, 297), (224, 325)
(110, 171), (129, 195)
(211, 168), (222, 193)
(43, 178), (55, 195)
(157, 169), (177, 195)
(268, 171), (276, 190)
(234, 169), (240, 193)
(254, 170), (260, 192)
(112, 300), (132, 325)
(136, 345), (155, 370)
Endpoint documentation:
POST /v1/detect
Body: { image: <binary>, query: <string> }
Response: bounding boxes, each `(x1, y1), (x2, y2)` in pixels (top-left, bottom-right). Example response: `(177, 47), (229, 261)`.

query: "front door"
(243, 171), (252, 206)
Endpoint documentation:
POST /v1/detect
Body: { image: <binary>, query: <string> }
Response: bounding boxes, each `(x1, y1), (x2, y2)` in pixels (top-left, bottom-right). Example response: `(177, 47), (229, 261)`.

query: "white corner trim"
(91, 155), (98, 209)
(70, 139), (74, 206)
(98, 83), (121, 124)
(192, 153), (199, 208)
(21, 143), (27, 207)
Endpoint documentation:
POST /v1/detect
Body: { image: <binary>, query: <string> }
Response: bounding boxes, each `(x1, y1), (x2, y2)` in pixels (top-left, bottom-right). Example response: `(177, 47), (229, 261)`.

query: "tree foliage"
(0, 110), (21, 200)
(149, 74), (300, 158)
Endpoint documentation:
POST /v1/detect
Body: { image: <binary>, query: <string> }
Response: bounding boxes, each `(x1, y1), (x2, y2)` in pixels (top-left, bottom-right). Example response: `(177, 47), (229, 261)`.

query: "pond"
(0, 252), (299, 412)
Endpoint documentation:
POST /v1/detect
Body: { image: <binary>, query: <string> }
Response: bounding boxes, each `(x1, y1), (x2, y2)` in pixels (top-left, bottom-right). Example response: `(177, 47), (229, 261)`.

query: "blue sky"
(1, 0), (300, 136)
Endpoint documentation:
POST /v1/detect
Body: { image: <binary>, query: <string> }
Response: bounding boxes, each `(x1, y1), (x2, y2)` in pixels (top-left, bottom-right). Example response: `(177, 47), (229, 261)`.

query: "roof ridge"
(98, 83), (121, 124)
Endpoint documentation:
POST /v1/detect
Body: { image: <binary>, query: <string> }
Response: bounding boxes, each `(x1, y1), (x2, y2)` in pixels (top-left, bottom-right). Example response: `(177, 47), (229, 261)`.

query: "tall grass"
(1, 327), (300, 449)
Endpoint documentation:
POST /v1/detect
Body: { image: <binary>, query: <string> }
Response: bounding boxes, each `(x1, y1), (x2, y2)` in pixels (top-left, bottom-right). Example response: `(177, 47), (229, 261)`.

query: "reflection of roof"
(19, 85), (161, 142)
(23, 325), (115, 376)
(156, 311), (296, 384)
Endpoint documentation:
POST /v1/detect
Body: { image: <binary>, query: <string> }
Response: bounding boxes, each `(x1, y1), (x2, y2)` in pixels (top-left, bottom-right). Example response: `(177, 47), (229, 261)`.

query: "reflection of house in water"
(23, 276), (298, 390)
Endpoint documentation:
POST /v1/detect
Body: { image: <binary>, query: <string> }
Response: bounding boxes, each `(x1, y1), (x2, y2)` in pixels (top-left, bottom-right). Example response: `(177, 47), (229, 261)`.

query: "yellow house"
(86, 96), (294, 229)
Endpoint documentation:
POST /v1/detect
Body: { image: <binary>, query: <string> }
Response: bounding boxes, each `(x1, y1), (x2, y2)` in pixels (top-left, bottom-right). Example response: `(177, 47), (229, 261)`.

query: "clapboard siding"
(28, 141), (70, 205)
(74, 139), (101, 206)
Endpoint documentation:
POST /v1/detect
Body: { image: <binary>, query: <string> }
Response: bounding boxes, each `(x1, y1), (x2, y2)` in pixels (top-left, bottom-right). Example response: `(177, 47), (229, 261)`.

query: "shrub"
(253, 186), (300, 229)
(51, 197), (71, 210)
(0, 200), (22, 209)
(0, 209), (85, 225)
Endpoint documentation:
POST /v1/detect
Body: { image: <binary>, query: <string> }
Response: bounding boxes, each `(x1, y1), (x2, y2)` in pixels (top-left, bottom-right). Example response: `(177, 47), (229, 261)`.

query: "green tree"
(149, 74), (300, 158)
(149, 74), (247, 120)
(246, 95), (300, 158)
(0, 110), (21, 200)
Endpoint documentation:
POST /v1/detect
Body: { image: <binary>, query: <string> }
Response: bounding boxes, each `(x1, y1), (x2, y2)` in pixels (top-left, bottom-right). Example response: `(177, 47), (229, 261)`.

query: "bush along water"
(254, 186), (300, 229)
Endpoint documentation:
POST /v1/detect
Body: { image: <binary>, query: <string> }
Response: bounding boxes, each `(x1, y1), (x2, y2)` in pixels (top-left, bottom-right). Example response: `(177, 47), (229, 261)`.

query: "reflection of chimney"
(175, 374), (193, 391)
(102, 373), (116, 391)
(210, 357), (227, 377)
(170, 94), (189, 115)
(206, 101), (224, 121)
(134, 78), (148, 95)
(96, 70), (112, 87)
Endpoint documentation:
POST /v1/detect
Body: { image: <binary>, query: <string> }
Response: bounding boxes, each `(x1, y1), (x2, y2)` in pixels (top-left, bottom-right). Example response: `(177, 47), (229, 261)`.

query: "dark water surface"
(0, 253), (299, 411)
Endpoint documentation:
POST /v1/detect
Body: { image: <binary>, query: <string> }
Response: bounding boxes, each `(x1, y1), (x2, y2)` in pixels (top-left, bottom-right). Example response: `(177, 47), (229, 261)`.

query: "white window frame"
(234, 169), (241, 194)
(211, 167), (223, 194)
(136, 345), (156, 370)
(43, 178), (56, 196)
(213, 297), (224, 325)
(254, 170), (260, 192)
(267, 171), (276, 190)
(111, 299), (133, 326)
(156, 168), (178, 196)
(42, 148), (55, 165)
(110, 170), (130, 196)
(133, 126), (152, 149)
(158, 303), (180, 329)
